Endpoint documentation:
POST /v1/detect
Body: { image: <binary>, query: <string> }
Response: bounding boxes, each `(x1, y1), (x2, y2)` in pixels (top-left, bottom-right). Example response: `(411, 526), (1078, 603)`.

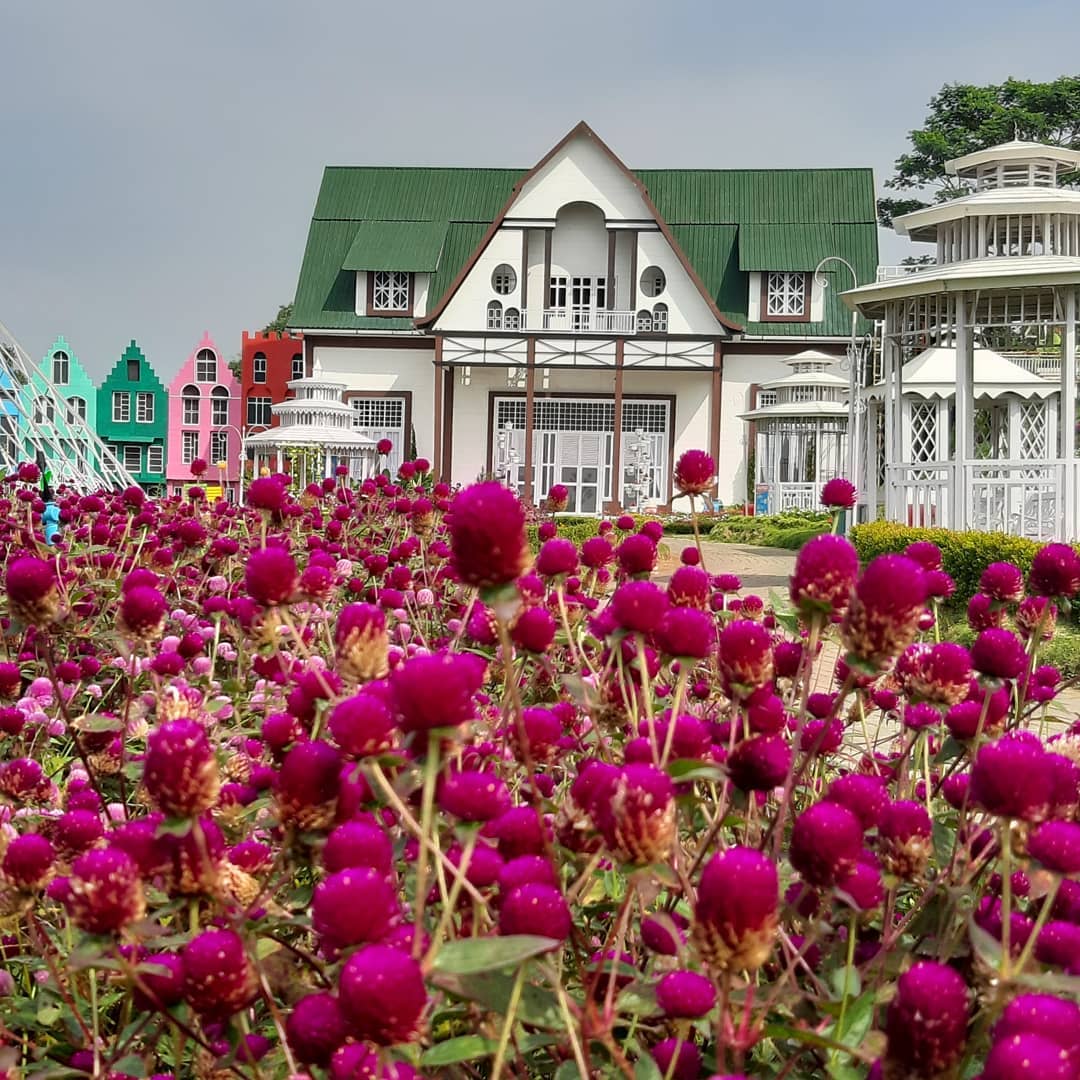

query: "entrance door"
(557, 431), (608, 513)
(570, 278), (606, 331)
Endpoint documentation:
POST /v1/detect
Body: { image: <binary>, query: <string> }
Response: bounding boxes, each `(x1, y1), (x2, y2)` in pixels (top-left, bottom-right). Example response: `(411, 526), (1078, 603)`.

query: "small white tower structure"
(843, 138), (1080, 539)
(244, 377), (379, 486)
(740, 349), (848, 513)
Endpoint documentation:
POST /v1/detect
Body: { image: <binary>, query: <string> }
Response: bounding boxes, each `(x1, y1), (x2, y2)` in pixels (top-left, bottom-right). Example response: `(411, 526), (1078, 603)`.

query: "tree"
(262, 303), (294, 334)
(878, 76), (1080, 226)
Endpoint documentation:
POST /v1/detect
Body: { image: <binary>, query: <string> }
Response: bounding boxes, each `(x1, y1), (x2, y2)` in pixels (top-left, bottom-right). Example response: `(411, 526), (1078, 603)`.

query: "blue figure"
(41, 486), (60, 545)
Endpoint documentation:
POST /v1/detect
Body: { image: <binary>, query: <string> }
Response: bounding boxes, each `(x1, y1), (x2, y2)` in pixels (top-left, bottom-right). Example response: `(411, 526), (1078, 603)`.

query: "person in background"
(41, 487), (60, 545)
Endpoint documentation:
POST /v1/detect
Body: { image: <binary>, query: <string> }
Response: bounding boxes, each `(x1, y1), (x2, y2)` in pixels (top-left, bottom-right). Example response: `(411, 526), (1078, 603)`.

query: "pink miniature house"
(166, 332), (242, 499)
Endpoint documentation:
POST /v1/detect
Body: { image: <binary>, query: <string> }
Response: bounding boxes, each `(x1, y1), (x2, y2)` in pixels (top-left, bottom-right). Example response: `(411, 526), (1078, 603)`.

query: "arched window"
(640, 267), (666, 298)
(181, 384), (200, 426)
(33, 395), (54, 424)
(652, 303), (669, 333)
(67, 396), (87, 424)
(636, 310), (653, 333)
(291, 353), (305, 380)
(52, 351), (70, 385)
(504, 308), (520, 331)
(211, 386), (230, 427)
(195, 349), (217, 382)
(487, 301), (503, 330)
(253, 352), (267, 383)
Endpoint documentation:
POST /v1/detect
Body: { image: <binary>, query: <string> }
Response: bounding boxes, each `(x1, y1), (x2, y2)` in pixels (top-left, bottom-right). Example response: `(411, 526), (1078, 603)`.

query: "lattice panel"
(766, 272), (807, 317)
(1019, 401), (1048, 459)
(910, 402), (938, 462)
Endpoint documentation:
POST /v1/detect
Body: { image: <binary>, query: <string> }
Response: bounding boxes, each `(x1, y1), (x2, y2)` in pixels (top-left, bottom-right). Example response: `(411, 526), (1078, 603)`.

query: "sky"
(3, 0), (1080, 383)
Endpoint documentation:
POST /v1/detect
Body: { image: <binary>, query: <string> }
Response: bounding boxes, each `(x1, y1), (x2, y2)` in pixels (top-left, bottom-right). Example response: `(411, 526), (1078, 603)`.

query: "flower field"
(0, 455), (1079, 1079)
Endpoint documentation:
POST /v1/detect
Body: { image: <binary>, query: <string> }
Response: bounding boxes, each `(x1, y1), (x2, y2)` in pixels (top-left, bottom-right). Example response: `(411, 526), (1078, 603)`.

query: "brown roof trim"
(415, 121), (744, 333)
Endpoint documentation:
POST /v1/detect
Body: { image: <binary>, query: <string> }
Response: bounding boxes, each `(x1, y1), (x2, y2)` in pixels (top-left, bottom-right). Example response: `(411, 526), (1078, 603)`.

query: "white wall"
(354, 272), (367, 316)
(437, 228), (524, 330)
(313, 345), (435, 460)
(635, 231), (719, 334)
(550, 203), (607, 279)
(508, 133), (649, 222)
(717, 351), (797, 507)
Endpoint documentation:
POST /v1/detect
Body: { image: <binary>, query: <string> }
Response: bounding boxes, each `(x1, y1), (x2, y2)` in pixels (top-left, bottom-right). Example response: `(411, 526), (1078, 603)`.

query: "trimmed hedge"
(849, 520), (1045, 605)
(526, 517), (602, 550)
(709, 510), (831, 548)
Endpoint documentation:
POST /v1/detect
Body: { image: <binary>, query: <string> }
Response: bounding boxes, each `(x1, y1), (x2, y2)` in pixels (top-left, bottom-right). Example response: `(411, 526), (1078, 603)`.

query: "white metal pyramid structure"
(0, 319), (136, 490)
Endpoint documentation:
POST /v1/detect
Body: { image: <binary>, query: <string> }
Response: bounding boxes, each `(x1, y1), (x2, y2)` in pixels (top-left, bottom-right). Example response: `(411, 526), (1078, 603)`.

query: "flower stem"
(490, 963), (526, 1080)
(412, 734), (443, 961)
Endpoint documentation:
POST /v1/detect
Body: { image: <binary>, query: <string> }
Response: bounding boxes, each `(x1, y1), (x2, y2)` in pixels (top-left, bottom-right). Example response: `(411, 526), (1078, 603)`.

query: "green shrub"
(850, 520), (1047, 605)
(937, 611), (1080, 677)
(526, 517), (602, 550)
(710, 511), (831, 547)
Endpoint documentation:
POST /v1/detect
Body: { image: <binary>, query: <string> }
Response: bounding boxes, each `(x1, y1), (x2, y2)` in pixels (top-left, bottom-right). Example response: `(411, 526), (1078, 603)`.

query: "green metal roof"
(289, 163), (878, 334)
(343, 220), (448, 272)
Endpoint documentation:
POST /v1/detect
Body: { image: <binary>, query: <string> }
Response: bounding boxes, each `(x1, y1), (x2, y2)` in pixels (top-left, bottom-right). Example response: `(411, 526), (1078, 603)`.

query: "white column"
(883, 306), (898, 521)
(1062, 287), (1078, 536)
(953, 292), (973, 529)
(865, 400), (879, 517)
(325, 450), (332, 478)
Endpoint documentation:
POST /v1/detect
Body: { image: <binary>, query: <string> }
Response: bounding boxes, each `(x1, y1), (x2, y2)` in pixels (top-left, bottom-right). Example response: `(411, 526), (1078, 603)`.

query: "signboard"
(754, 484), (770, 517)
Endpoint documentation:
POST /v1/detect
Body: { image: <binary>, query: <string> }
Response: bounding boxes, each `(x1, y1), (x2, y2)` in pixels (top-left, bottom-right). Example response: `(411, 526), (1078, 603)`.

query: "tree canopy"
(878, 76), (1080, 226)
(262, 303), (294, 334)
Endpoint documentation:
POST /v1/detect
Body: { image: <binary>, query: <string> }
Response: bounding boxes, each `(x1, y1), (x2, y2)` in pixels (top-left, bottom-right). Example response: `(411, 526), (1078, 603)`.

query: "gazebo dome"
(866, 346), (1056, 401)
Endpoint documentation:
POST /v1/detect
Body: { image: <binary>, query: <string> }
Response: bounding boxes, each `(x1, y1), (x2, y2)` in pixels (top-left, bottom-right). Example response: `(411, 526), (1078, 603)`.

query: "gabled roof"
(343, 221), (448, 272)
(866, 346), (1056, 401)
(289, 123), (878, 337)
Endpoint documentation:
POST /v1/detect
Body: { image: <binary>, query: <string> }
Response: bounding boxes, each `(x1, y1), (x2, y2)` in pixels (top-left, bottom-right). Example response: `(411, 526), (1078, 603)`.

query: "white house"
(288, 122), (877, 511)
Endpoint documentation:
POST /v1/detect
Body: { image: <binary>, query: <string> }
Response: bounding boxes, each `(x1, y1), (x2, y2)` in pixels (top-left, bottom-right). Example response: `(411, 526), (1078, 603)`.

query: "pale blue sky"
(3, 0), (1079, 380)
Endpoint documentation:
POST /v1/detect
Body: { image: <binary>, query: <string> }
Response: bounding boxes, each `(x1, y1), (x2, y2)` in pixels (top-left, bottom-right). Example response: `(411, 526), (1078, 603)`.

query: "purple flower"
(337, 944), (427, 1045)
(971, 734), (1055, 822)
(693, 846), (778, 971)
(656, 970), (717, 1018)
(448, 482), (529, 590)
(674, 449), (716, 496)
(718, 620), (774, 698)
(611, 581), (669, 634)
(790, 802), (863, 887)
(885, 961), (969, 1075)
(1029, 543), (1080, 600)
(820, 477), (856, 509)
(727, 735), (791, 792)
(841, 555), (928, 670)
(790, 534), (858, 617)
(971, 628), (1026, 680)
(980, 562), (1025, 602)
(983, 1033), (1077, 1079)
(1028, 821), (1080, 875)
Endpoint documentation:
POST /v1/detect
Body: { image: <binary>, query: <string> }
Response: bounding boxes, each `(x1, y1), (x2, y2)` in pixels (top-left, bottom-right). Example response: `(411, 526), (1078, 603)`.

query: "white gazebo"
(245, 378), (379, 486)
(843, 138), (1080, 540)
(740, 349), (848, 513)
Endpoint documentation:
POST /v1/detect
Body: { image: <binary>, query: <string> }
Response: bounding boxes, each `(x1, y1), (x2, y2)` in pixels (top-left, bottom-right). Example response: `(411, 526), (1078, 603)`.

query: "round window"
(641, 266), (666, 297)
(492, 264), (517, 295)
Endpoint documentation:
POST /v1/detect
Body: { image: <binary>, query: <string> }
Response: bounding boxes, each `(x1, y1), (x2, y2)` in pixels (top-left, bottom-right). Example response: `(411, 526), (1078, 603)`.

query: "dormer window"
(763, 272), (810, 322)
(369, 271), (412, 314)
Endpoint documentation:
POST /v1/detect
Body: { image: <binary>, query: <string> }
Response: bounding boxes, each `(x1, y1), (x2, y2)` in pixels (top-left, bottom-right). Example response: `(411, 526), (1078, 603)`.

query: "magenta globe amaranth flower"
(790, 533), (858, 617)
(611, 580), (669, 634)
(143, 718), (220, 818)
(980, 561), (1025, 602)
(499, 882), (572, 941)
(820, 477), (856, 509)
(790, 801), (863, 887)
(334, 602), (388, 684)
(118, 585), (168, 640)
(322, 820), (394, 876)
(827, 774), (888, 830)
(693, 846), (778, 971)
(971, 733), (1055, 822)
(651, 1040), (702, 1080)
(182, 929), (258, 1020)
(884, 961), (969, 1076)
(598, 765), (676, 865)
(276, 739), (342, 831)
(287, 991), (349, 1067)
(674, 449), (715, 496)
(312, 867), (401, 949)
(1, 833), (55, 890)
(246, 475), (288, 512)
(65, 847), (146, 934)
(656, 970), (717, 1018)
(896, 642), (972, 706)
(657, 607), (715, 658)
(878, 800), (933, 880)
(5, 557), (59, 627)
(727, 735), (791, 792)
(511, 605), (557, 653)
(535, 537), (578, 578)
(1028, 821), (1080, 875)
(718, 619), (774, 698)
(993, 993), (1080, 1061)
(617, 533), (658, 576)
(545, 483), (569, 512)
(983, 1033), (1076, 1080)
(971, 628), (1026, 680)
(1017, 596), (1058, 642)
(448, 482), (529, 590)
(1029, 543), (1080, 600)
(328, 691), (396, 758)
(437, 769), (512, 822)
(244, 546), (298, 606)
(391, 651), (485, 732)
(841, 554), (928, 670)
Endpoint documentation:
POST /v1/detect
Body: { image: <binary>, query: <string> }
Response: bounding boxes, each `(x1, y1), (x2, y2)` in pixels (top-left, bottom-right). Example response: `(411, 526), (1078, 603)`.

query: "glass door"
(570, 278), (606, 331)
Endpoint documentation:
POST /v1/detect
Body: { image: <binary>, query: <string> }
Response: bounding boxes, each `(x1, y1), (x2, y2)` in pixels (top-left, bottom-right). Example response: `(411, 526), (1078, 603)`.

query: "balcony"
(519, 309), (640, 334)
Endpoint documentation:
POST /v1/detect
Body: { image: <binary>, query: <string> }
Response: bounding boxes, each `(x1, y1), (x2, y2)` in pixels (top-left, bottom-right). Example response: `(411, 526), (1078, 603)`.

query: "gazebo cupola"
(740, 349), (848, 513)
(842, 137), (1080, 540)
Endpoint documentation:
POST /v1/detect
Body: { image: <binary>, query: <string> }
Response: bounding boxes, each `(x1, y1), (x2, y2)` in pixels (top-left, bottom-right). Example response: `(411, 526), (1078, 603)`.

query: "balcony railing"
(519, 310), (640, 334)
(876, 264), (936, 282)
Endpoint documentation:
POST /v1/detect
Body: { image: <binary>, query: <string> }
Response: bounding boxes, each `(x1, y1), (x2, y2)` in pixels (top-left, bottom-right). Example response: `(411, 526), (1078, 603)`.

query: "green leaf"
(666, 759), (725, 783)
(616, 982), (660, 1018)
(155, 817), (195, 838)
(36, 1003), (62, 1025)
(828, 966), (862, 1003)
(431, 971), (563, 1029)
(828, 990), (875, 1047)
(968, 916), (1001, 968)
(420, 1036), (499, 1067)
(111, 1056), (149, 1077)
(634, 1056), (664, 1080)
(71, 714), (124, 734)
(432, 935), (559, 975)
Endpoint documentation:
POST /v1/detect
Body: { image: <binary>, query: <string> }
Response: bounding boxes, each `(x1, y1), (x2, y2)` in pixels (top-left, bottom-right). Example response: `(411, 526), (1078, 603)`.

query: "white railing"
(886, 460), (1073, 540)
(876, 264), (935, 282)
(777, 482), (818, 511)
(521, 310), (638, 334)
(998, 352), (1064, 379)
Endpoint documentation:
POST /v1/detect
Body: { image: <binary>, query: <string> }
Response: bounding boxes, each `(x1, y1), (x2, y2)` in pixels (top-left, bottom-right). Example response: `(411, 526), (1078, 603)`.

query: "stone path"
(658, 536), (1080, 722)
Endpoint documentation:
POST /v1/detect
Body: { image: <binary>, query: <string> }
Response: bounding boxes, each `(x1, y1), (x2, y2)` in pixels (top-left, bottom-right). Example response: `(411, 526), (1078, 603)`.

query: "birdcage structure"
(0, 319), (136, 490)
